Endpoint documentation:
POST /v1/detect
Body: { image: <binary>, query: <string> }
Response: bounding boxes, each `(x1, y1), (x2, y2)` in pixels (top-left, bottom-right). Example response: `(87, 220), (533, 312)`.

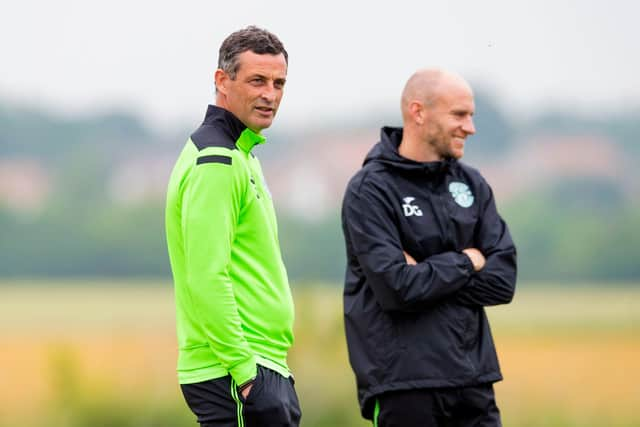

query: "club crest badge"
(449, 182), (474, 208)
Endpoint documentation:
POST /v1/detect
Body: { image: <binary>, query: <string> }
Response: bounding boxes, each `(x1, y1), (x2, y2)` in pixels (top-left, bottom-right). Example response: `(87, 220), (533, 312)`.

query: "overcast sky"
(1, 0), (638, 130)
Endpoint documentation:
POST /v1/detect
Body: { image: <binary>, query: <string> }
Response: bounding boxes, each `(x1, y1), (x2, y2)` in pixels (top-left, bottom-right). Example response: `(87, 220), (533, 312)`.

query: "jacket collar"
(365, 126), (455, 175)
(202, 105), (265, 153)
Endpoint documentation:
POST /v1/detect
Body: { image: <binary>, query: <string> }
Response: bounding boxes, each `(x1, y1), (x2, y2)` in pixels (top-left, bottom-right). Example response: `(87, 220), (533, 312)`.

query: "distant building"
(0, 158), (50, 212)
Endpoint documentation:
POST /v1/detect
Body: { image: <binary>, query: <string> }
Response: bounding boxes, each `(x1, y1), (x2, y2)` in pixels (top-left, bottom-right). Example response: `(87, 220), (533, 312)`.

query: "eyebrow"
(245, 74), (287, 85)
(247, 73), (286, 79)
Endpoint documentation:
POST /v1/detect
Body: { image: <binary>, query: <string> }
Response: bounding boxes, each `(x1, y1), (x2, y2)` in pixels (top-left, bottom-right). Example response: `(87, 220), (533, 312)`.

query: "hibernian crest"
(449, 182), (474, 208)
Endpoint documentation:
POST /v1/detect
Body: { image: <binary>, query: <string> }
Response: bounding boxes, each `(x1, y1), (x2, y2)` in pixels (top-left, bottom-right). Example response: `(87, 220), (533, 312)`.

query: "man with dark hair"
(341, 68), (517, 426)
(165, 26), (301, 427)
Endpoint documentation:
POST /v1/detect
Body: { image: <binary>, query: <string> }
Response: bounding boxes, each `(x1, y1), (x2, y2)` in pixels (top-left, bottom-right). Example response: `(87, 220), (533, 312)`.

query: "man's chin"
(248, 118), (274, 133)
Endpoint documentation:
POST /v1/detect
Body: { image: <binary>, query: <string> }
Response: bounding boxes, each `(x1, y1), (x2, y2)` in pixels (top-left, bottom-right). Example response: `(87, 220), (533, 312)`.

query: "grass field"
(0, 281), (638, 427)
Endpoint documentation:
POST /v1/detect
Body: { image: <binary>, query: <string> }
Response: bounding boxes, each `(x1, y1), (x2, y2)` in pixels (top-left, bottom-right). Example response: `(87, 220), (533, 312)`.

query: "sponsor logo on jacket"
(402, 197), (423, 217)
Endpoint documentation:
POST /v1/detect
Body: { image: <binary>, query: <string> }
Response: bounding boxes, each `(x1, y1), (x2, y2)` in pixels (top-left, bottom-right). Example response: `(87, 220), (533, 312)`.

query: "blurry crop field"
(0, 280), (638, 427)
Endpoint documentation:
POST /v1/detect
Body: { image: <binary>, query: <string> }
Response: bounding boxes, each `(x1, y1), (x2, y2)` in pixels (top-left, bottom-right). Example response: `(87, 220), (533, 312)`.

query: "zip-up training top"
(166, 105), (294, 387)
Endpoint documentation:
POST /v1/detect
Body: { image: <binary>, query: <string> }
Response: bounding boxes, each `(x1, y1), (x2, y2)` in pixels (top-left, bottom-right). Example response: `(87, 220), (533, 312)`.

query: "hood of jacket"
(364, 126), (455, 175)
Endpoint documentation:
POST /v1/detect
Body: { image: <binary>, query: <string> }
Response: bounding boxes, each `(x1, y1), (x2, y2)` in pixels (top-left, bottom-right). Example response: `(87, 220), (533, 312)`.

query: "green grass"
(0, 280), (638, 427)
(489, 284), (640, 335)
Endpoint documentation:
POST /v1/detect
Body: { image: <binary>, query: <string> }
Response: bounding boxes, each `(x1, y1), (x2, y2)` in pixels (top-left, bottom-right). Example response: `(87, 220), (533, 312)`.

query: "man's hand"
(239, 377), (255, 400)
(241, 383), (253, 399)
(403, 251), (417, 265)
(462, 248), (486, 272)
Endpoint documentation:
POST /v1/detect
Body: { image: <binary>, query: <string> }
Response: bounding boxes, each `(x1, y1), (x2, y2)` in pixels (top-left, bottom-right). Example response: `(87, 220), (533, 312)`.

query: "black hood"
(363, 126), (455, 175)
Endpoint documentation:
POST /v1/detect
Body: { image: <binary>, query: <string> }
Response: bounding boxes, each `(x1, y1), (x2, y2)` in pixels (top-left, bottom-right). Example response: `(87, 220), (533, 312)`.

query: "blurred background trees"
(1, 91), (638, 284)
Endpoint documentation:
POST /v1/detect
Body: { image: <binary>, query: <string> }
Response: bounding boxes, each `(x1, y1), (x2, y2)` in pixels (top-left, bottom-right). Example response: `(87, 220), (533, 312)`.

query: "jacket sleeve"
(181, 151), (256, 386)
(454, 177), (517, 307)
(343, 180), (474, 312)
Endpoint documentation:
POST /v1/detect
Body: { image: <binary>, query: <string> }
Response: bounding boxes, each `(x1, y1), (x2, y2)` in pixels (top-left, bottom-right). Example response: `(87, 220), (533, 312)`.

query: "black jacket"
(341, 127), (517, 419)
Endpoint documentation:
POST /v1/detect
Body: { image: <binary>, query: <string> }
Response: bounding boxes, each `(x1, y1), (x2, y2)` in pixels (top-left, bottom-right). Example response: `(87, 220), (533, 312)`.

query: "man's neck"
(399, 132), (441, 163)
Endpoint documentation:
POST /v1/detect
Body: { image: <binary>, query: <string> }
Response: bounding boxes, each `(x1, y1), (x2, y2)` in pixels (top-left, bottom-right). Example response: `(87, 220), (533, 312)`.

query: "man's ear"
(214, 69), (228, 95)
(409, 101), (425, 126)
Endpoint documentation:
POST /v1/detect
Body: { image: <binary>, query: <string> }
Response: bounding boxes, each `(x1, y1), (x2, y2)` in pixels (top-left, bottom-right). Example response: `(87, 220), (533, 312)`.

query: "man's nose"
(463, 117), (476, 135)
(261, 84), (277, 103)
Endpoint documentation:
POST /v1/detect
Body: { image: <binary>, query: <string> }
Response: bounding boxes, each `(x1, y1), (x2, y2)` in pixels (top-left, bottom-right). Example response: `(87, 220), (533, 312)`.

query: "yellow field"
(0, 281), (638, 427)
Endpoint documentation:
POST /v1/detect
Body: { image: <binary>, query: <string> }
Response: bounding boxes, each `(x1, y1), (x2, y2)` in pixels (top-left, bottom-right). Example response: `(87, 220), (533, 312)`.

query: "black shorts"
(180, 366), (301, 427)
(374, 383), (501, 427)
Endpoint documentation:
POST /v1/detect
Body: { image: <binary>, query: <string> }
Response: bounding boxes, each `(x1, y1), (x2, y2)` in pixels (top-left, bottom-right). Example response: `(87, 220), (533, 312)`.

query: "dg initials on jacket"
(402, 197), (423, 217)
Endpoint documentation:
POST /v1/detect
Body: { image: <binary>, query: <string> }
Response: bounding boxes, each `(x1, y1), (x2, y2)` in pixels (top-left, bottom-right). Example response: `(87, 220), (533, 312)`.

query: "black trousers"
(181, 366), (301, 427)
(375, 384), (501, 427)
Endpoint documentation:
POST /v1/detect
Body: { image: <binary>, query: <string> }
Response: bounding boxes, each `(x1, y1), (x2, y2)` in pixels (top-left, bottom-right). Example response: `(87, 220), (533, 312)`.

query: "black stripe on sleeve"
(196, 155), (232, 166)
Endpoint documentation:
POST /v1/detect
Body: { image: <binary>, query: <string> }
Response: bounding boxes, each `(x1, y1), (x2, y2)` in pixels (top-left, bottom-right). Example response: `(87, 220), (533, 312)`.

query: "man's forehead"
(447, 97), (475, 111)
(237, 51), (287, 75)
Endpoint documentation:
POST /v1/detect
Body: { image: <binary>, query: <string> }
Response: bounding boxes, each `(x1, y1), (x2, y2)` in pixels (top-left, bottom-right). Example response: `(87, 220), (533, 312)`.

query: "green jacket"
(165, 105), (294, 386)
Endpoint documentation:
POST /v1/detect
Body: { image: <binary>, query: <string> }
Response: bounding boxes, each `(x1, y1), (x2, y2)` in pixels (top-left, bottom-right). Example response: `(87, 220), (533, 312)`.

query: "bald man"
(341, 69), (517, 426)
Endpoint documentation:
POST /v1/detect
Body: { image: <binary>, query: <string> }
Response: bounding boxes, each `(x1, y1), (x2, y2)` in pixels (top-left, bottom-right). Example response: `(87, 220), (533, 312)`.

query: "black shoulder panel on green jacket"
(191, 125), (237, 151)
(191, 105), (246, 151)
(196, 154), (232, 165)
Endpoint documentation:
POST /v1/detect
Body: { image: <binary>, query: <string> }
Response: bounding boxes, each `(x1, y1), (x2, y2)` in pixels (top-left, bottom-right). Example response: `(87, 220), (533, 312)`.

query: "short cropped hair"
(218, 26), (288, 79)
